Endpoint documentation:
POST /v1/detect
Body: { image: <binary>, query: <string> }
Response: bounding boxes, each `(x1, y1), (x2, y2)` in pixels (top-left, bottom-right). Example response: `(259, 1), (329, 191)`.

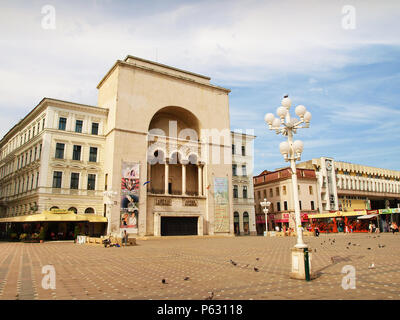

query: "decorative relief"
(155, 198), (172, 206)
(183, 199), (198, 207)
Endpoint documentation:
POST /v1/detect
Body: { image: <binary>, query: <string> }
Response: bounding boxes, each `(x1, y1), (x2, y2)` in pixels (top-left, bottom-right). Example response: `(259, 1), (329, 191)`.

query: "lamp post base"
(289, 247), (315, 280)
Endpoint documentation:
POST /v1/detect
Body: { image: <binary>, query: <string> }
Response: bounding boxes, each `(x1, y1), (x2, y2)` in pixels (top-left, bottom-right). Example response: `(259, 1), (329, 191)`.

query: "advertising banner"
(213, 177), (230, 233)
(120, 162), (140, 233)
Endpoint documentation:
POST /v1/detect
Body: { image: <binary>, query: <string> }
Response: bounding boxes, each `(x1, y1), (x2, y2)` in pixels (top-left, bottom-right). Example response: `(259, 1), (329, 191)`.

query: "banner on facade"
(213, 177), (230, 233)
(120, 162), (140, 233)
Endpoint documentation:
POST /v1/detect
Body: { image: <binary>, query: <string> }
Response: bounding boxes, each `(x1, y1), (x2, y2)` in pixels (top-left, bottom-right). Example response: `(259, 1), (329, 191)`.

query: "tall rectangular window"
(284, 201), (288, 211)
(37, 123), (40, 133)
(75, 120), (83, 133)
(232, 144), (235, 155)
(87, 174), (96, 190)
(233, 185), (238, 198)
(42, 118), (45, 130)
(34, 146), (37, 160)
(58, 117), (67, 130)
(52, 171), (62, 188)
(309, 185), (313, 195)
(31, 174), (34, 190)
(89, 147), (98, 162)
(105, 173), (108, 190)
(299, 201), (302, 210)
(311, 201), (315, 210)
(232, 164), (237, 176)
(55, 143), (65, 159)
(72, 145), (81, 161)
(29, 150), (32, 163)
(36, 172), (39, 188)
(241, 145), (245, 156)
(91, 122), (99, 135)
(39, 144), (42, 159)
(243, 186), (248, 198)
(269, 188), (273, 197)
(242, 165), (247, 176)
(70, 173), (79, 189)
(277, 202), (281, 211)
(276, 187), (280, 196)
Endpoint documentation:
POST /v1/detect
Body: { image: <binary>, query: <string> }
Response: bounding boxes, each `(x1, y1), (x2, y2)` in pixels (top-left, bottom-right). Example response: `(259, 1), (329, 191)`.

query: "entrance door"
(161, 217), (198, 236)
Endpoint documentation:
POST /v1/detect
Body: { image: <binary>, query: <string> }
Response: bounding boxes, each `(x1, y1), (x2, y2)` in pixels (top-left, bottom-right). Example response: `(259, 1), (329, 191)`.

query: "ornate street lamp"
(260, 198), (271, 236)
(264, 95), (313, 280)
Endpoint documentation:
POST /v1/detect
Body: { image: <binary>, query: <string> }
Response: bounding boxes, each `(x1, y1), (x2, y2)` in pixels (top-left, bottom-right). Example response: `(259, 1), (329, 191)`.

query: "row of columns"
(147, 162), (204, 196)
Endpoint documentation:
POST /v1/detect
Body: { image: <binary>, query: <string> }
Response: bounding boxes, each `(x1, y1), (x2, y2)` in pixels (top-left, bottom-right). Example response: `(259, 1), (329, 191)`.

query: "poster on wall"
(120, 162), (140, 233)
(213, 177), (230, 233)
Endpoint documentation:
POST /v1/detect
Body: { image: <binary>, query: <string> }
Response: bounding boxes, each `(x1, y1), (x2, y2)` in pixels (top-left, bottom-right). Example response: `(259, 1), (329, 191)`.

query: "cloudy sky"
(0, 0), (399, 175)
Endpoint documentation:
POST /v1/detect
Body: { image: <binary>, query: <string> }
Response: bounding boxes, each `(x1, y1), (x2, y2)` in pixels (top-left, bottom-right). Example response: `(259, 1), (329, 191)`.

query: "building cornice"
(96, 60), (231, 93)
(0, 98), (108, 147)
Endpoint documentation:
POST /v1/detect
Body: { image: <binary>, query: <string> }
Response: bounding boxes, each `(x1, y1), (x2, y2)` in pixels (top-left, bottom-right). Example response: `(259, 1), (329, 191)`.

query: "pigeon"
(230, 260), (237, 266)
(256, 258), (260, 261)
(367, 248), (371, 250)
(314, 249), (317, 253)
(346, 247), (349, 249)
(348, 242), (351, 245)
(184, 277), (190, 281)
(162, 279), (167, 284)
(254, 267), (259, 272)
(368, 263), (375, 269)
(205, 292), (214, 300)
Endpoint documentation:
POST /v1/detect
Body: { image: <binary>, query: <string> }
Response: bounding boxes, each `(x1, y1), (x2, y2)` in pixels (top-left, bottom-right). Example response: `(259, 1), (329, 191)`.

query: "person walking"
(121, 229), (128, 247)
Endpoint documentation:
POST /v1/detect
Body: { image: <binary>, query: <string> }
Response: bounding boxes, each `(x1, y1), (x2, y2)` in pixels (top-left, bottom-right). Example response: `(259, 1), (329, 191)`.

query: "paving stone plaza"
(0, 233), (400, 300)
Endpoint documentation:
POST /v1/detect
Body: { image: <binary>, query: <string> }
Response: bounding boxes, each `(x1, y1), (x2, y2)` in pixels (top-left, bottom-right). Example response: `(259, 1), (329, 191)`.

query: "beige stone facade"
(0, 99), (108, 224)
(253, 168), (319, 232)
(298, 157), (400, 212)
(0, 55), (240, 238)
(232, 131), (256, 236)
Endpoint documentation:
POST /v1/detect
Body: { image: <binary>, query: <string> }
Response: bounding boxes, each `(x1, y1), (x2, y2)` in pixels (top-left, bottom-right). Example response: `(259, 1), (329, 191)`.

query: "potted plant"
(19, 233), (28, 241)
(31, 233), (39, 243)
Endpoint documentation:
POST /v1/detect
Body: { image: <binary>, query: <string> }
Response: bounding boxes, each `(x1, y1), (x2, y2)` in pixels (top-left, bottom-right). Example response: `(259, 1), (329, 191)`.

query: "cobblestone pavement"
(0, 233), (400, 300)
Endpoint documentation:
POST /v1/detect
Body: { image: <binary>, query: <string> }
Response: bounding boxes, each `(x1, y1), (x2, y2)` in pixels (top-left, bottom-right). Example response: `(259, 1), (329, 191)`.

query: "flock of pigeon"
(318, 236), (388, 270)
(160, 256), (262, 300)
(160, 236), (388, 299)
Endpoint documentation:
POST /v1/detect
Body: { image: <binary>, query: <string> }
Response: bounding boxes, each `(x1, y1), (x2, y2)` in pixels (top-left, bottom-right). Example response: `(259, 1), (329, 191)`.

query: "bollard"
(304, 248), (311, 281)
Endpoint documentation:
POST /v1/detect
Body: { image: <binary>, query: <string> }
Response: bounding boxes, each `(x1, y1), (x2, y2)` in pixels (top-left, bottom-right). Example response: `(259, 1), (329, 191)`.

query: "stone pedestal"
(289, 247), (315, 280)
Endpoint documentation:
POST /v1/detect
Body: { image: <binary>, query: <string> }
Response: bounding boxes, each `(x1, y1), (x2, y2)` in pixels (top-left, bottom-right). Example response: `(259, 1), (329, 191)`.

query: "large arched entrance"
(147, 106), (205, 236)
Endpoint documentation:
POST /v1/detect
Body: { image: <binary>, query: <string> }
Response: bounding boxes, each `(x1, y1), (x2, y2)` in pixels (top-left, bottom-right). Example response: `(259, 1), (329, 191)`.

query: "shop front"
(256, 214), (265, 235)
(309, 210), (374, 233)
(0, 209), (107, 241)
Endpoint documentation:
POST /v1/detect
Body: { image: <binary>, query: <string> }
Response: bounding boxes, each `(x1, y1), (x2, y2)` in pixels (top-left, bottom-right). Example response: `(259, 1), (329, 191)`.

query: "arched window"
(50, 206), (59, 211)
(68, 207), (78, 214)
(243, 212), (249, 234)
(84, 207), (95, 214)
(234, 212), (239, 235)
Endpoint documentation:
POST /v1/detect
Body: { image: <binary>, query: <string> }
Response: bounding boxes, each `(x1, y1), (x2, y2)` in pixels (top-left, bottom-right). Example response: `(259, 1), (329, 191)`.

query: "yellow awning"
(83, 214), (108, 223)
(309, 211), (367, 219)
(0, 210), (107, 223)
